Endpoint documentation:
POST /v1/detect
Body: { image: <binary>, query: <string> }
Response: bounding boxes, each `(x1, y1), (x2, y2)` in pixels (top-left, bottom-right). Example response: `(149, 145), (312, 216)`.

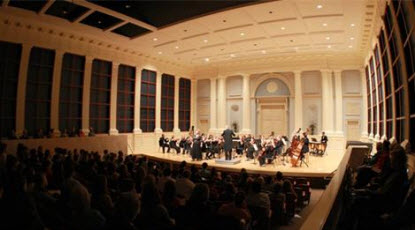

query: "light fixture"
(230, 54), (235, 57)
(317, 5), (323, 9)
(326, 37), (330, 40)
(261, 50), (266, 54)
(204, 58), (210, 62)
(281, 27), (286, 30)
(269, 11), (273, 14)
(62, 10), (68, 15)
(350, 23), (355, 27)
(97, 21), (102, 24)
(348, 45), (353, 48)
(350, 37), (355, 40)
(322, 23), (328, 27)
(203, 39), (208, 43)
(125, 5), (131, 9)
(240, 32), (245, 36)
(153, 38), (158, 41)
(175, 46), (179, 49)
(158, 51), (162, 54)
(327, 45), (332, 48)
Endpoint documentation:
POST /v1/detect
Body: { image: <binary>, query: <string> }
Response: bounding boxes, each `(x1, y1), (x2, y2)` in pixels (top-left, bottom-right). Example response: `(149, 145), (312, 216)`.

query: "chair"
(294, 187), (306, 209)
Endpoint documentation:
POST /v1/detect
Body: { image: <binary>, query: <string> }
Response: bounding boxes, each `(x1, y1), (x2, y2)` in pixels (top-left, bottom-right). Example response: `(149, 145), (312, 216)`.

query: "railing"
(299, 145), (369, 230)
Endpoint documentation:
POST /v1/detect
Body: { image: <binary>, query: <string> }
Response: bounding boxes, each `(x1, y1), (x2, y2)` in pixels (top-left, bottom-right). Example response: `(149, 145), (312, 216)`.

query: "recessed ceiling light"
(240, 32), (245, 36)
(322, 23), (328, 27)
(62, 10), (68, 14)
(269, 11), (273, 14)
(183, 29), (188, 32)
(125, 5), (131, 9)
(326, 37), (330, 40)
(97, 21), (102, 24)
(350, 37), (355, 40)
(175, 46), (179, 49)
(350, 23), (355, 27)
(348, 45), (353, 48)
(153, 38), (158, 41)
(327, 45), (332, 48)
(281, 27), (286, 30)
(261, 50), (266, 54)
(204, 58), (210, 62)
(158, 51), (162, 54)
(230, 54), (235, 57)
(223, 20), (227, 23)
(203, 39), (208, 43)
(317, 5), (323, 9)
(254, 43), (257, 46)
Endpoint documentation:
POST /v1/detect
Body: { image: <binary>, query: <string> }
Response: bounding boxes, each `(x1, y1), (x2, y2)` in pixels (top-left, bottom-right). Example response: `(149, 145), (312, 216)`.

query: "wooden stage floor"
(135, 150), (344, 178)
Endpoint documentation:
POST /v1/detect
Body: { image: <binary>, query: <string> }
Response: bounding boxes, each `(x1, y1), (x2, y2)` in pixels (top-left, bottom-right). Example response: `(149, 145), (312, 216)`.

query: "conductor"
(222, 125), (235, 160)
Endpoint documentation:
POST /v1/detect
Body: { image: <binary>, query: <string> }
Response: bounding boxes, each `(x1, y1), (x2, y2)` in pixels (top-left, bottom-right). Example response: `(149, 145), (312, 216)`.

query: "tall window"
(179, 78), (191, 131)
(59, 53), (84, 132)
(369, 57), (378, 135)
(140, 69), (156, 132)
(161, 74), (174, 132)
(90, 59), (111, 134)
(365, 66), (372, 134)
(0, 42), (21, 138)
(25, 47), (55, 137)
(374, 45), (385, 137)
(117, 65), (135, 133)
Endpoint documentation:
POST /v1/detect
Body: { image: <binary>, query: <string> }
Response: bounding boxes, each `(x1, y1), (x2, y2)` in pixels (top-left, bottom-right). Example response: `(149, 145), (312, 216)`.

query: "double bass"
(289, 138), (304, 167)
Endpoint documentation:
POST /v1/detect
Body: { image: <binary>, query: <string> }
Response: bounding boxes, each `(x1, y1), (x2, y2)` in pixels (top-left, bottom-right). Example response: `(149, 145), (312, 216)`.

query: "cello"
(290, 138), (304, 167)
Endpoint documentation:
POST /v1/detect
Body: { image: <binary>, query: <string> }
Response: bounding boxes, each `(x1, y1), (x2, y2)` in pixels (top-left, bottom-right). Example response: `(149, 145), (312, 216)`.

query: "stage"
(135, 150), (344, 178)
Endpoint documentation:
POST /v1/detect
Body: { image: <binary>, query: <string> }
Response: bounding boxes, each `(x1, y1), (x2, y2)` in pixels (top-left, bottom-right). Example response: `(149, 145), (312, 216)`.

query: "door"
(346, 120), (360, 141)
(259, 104), (287, 136)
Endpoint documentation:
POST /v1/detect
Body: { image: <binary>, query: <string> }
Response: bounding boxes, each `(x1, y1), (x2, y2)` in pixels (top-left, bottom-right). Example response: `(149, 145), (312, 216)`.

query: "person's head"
(189, 183), (209, 204)
(141, 175), (161, 206)
(234, 191), (246, 208)
(322, 131), (325, 135)
(276, 171), (283, 181)
(0, 142), (6, 155)
(162, 179), (176, 201)
(202, 162), (208, 169)
(283, 180), (293, 192)
(182, 170), (191, 179)
(163, 167), (172, 177)
(251, 179), (262, 193)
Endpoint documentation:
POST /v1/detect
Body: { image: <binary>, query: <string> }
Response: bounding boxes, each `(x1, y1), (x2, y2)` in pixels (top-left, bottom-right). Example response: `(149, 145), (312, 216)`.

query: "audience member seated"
(175, 170), (195, 200)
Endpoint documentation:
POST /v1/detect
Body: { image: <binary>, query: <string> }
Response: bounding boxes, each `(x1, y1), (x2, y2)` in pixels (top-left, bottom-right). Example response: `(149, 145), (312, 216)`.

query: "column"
(81, 56), (93, 135)
(154, 71), (162, 133)
(109, 62), (119, 135)
(217, 76), (227, 131)
(133, 67), (142, 134)
(294, 71), (303, 131)
(15, 44), (32, 134)
(241, 74), (251, 134)
(50, 50), (64, 136)
(321, 69), (334, 134)
(173, 76), (180, 133)
(191, 79), (198, 131)
(360, 68), (369, 139)
(334, 70), (344, 136)
(209, 77), (217, 133)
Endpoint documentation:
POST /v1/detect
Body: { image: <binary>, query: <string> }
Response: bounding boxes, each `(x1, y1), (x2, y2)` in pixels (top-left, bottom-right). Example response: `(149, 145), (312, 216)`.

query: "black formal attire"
(221, 129), (235, 160)
(246, 143), (256, 160)
(159, 137), (170, 153)
(192, 138), (203, 160)
(301, 137), (309, 154)
(321, 135), (328, 144)
(169, 139), (180, 154)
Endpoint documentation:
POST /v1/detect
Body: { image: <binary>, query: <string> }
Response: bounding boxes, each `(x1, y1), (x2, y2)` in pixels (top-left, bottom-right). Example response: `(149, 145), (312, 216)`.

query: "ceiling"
(1, 0), (377, 67)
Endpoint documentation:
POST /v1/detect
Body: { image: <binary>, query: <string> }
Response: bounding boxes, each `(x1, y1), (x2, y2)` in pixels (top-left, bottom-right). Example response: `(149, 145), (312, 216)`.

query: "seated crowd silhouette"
(0, 142), (312, 230)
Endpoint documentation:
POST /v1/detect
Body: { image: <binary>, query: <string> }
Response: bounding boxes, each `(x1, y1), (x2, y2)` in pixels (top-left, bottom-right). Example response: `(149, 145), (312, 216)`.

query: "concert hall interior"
(0, 0), (414, 230)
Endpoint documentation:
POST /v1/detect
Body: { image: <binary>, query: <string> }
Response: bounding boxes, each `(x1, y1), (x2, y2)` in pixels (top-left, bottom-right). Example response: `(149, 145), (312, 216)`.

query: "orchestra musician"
(246, 138), (258, 160)
(169, 136), (181, 154)
(236, 135), (245, 156)
(191, 136), (203, 161)
(159, 134), (170, 153)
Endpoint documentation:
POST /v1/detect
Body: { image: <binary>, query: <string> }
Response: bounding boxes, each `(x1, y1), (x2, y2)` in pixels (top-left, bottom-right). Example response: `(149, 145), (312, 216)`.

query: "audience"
(0, 142), (306, 230)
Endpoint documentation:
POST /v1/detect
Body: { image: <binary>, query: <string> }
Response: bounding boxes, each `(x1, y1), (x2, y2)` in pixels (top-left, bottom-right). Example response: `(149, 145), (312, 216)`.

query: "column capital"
(217, 75), (227, 80)
(85, 55), (94, 63)
(112, 62), (120, 67)
(55, 49), (65, 56)
(293, 70), (303, 76)
(320, 69), (332, 74)
(333, 69), (343, 75)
